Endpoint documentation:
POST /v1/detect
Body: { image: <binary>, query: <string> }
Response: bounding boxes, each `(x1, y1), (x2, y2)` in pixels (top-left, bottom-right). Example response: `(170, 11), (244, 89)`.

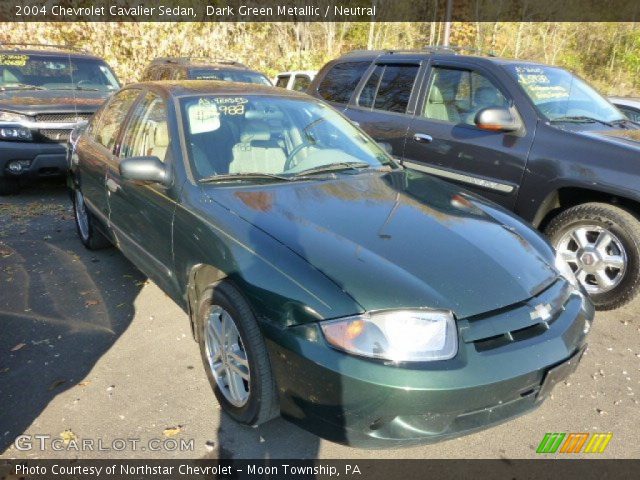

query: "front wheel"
(73, 189), (111, 250)
(545, 202), (640, 310)
(196, 281), (279, 426)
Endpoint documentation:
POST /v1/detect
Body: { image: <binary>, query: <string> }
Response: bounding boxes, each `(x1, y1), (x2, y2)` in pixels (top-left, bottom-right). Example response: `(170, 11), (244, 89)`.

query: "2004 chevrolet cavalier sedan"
(68, 81), (594, 447)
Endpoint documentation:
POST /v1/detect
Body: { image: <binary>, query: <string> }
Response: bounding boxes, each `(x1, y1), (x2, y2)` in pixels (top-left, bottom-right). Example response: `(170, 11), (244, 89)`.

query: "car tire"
(545, 202), (640, 310)
(73, 189), (111, 250)
(196, 281), (279, 426)
(0, 177), (19, 196)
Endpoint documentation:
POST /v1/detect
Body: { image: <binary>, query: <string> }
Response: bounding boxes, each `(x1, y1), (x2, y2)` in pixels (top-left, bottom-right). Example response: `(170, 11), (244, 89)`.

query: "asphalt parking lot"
(1, 183), (639, 460)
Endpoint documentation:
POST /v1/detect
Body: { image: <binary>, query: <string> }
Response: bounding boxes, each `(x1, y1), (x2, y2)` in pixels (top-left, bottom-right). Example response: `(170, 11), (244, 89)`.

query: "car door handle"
(351, 120), (360, 127)
(413, 133), (433, 143)
(106, 178), (120, 193)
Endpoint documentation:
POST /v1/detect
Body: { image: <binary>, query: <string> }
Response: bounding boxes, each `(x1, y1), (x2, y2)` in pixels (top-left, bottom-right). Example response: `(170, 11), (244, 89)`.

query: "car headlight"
(320, 309), (458, 362)
(0, 110), (30, 124)
(555, 253), (579, 287)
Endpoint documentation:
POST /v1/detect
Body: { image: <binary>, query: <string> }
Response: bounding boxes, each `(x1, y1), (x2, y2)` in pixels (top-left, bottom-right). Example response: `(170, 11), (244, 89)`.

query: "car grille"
(458, 279), (573, 352)
(38, 129), (71, 142)
(35, 112), (93, 123)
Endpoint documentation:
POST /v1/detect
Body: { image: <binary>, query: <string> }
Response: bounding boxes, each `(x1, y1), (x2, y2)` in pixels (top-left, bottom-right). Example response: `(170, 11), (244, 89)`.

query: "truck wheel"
(0, 177), (19, 196)
(196, 281), (279, 426)
(73, 189), (111, 250)
(545, 202), (640, 310)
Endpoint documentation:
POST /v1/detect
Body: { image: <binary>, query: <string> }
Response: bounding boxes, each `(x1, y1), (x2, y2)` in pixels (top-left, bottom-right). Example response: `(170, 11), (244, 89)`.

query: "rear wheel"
(73, 189), (111, 250)
(545, 202), (640, 310)
(197, 281), (279, 426)
(0, 177), (19, 196)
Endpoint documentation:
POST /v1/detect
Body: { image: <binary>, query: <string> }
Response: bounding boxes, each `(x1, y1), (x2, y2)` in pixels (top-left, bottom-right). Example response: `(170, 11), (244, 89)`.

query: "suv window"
(94, 89), (140, 151)
(317, 61), (370, 104)
(276, 75), (290, 88)
(423, 67), (508, 125)
(120, 92), (170, 162)
(358, 64), (419, 113)
(292, 75), (311, 92)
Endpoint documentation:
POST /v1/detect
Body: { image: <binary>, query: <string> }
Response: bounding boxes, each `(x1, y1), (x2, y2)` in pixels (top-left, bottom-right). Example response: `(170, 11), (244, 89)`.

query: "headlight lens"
(0, 110), (30, 124)
(555, 253), (579, 287)
(320, 309), (458, 362)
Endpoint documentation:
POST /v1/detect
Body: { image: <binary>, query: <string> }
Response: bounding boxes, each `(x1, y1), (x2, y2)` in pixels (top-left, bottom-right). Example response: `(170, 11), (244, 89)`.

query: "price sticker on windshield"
(188, 98), (221, 134)
(213, 97), (248, 116)
(0, 54), (29, 66)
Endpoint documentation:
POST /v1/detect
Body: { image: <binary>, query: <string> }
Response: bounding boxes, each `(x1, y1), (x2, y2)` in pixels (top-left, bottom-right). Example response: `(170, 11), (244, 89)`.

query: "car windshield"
(505, 64), (624, 123)
(189, 68), (272, 86)
(180, 95), (394, 181)
(0, 53), (120, 92)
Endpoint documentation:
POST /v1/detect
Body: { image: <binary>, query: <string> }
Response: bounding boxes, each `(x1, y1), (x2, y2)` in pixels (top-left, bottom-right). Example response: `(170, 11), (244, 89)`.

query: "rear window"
(317, 61), (370, 104)
(189, 68), (271, 85)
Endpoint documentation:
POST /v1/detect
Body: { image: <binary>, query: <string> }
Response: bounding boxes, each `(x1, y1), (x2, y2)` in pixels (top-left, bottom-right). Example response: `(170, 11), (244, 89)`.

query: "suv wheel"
(0, 177), (19, 196)
(196, 281), (279, 426)
(545, 202), (640, 310)
(73, 189), (111, 250)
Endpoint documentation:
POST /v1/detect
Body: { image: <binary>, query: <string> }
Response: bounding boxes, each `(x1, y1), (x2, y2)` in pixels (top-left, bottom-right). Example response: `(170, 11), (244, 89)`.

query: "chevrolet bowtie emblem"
(530, 303), (552, 321)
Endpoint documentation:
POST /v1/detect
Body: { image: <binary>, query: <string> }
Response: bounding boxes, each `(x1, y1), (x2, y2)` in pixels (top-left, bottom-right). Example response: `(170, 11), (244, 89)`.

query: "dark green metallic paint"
(71, 81), (594, 447)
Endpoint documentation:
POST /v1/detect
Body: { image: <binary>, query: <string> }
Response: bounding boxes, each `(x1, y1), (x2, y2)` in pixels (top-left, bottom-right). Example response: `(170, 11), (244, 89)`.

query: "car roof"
(277, 70), (317, 76)
(609, 97), (640, 108)
(134, 80), (309, 99)
(337, 48), (552, 68)
(149, 57), (249, 70)
(0, 48), (103, 61)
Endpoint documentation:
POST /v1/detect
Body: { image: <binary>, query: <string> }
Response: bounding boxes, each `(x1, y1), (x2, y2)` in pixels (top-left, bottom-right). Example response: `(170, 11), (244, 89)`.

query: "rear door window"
(317, 61), (370, 104)
(357, 64), (419, 113)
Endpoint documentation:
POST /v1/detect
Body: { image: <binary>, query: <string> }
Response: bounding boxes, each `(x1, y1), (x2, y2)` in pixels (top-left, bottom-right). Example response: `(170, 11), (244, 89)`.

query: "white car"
(609, 97), (640, 123)
(274, 71), (317, 92)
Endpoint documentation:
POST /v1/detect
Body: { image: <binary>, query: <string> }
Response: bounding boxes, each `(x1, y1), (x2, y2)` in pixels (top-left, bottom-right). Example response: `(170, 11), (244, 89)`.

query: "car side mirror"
(119, 156), (168, 184)
(475, 107), (522, 132)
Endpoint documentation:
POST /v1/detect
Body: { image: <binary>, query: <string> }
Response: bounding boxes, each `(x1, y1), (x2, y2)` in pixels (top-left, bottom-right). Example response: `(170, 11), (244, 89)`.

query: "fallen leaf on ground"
(10, 343), (26, 352)
(60, 430), (76, 444)
(163, 426), (182, 437)
(0, 367), (9, 373)
(48, 379), (66, 391)
(85, 300), (99, 307)
(77, 381), (91, 387)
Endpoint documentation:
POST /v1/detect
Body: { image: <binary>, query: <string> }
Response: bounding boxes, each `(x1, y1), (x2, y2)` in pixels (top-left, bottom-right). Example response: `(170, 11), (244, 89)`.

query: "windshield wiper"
(1, 83), (46, 91)
(199, 172), (291, 183)
(293, 162), (373, 177)
(551, 115), (614, 127)
(610, 117), (640, 129)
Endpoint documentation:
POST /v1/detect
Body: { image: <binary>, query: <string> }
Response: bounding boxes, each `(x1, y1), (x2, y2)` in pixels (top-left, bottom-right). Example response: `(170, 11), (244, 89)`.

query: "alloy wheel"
(204, 305), (250, 407)
(557, 225), (627, 294)
(75, 190), (90, 241)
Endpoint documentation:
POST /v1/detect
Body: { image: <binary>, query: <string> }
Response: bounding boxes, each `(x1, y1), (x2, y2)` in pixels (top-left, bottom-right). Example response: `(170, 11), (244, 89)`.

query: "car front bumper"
(0, 140), (68, 180)
(265, 280), (594, 447)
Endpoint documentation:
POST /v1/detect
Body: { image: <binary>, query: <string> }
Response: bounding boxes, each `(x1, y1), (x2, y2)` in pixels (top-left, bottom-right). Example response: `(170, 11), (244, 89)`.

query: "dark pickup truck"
(0, 44), (120, 195)
(310, 48), (640, 310)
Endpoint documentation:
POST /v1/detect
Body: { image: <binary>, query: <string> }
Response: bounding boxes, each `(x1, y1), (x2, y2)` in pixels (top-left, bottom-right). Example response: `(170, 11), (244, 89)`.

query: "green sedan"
(69, 81), (594, 447)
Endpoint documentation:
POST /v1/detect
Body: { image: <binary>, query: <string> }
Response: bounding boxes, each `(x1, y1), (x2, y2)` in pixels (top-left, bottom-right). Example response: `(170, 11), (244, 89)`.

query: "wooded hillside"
(2, 22), (639, 95)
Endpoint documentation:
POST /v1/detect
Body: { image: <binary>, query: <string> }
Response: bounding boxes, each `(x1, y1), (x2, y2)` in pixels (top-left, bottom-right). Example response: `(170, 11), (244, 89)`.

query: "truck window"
(317, 61), (370, 104)
(423, 67), (508, 125)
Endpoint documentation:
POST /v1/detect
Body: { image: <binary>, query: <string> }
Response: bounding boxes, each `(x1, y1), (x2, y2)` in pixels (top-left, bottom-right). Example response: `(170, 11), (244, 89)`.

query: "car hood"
(0, 89), (110, 115)
(578, 127), (640, 150)
(205, 170), (557, 319)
